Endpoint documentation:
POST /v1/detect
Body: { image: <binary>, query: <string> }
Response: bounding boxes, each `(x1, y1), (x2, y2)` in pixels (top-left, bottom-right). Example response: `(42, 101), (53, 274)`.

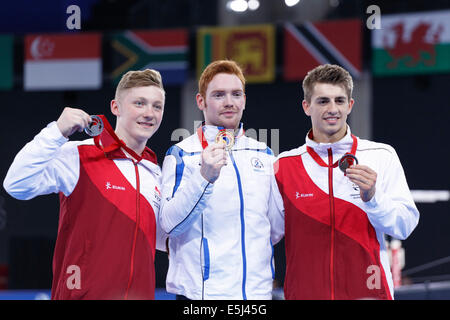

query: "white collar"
(305, 125), (355, 157)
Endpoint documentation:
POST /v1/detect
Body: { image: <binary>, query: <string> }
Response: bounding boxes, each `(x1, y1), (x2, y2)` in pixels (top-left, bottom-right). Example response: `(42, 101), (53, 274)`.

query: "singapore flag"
(24, 33), (102, 91)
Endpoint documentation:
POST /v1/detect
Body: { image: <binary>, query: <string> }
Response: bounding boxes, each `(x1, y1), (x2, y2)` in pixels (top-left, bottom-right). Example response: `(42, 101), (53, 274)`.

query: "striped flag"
(110, 29), (188, 86)
(24, 33), (102, 91)
(197, 24), (275, 83)
(284, 19), (362, 81)
(0, 34), (13, 90)
(372, 10), (450, 76)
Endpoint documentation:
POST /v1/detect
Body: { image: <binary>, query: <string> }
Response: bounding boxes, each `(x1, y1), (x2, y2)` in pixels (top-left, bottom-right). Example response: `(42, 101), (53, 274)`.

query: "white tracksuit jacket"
(272, 127), (419, 299)
(159, 125), (283, 300)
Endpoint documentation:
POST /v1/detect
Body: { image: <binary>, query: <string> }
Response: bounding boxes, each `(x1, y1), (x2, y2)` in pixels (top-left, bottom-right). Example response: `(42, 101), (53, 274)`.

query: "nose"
(224, 93), (234, 108)
(326, 100), (339, 114)
(143, 105), (155, 119)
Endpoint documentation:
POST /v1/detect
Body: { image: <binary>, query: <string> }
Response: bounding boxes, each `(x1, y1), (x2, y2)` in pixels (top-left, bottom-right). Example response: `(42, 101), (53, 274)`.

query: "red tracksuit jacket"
(3, 118), (164, 299)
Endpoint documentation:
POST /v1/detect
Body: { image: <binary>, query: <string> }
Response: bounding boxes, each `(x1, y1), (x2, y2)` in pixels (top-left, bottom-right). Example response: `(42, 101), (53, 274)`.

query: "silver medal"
(84, 115), (104, 137)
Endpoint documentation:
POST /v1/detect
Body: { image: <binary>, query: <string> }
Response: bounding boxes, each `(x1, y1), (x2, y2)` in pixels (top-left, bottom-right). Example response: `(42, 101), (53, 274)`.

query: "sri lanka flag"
(197, 24), (275, 83)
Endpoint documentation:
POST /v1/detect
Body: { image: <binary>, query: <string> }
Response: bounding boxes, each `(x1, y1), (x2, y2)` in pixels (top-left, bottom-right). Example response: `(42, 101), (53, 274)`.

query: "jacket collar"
(305, 125), (355, 157)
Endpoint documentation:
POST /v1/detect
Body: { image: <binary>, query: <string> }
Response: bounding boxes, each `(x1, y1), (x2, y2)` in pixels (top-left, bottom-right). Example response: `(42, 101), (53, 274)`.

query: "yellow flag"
(197, 24), (275, 83)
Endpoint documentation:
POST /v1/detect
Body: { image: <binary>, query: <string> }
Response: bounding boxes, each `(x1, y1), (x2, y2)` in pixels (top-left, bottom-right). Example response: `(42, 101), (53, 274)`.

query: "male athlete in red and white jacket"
(271, 65), (419, 300)
(3, 69), (167, 299)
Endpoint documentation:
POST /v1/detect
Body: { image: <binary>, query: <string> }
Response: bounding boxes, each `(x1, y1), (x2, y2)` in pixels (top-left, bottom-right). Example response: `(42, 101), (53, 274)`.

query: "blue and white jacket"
(159, 125), (284, 300)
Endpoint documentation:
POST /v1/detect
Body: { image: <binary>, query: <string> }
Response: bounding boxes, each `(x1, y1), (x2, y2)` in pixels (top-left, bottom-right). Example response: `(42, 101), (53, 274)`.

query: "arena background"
(0, 0), (449, 300)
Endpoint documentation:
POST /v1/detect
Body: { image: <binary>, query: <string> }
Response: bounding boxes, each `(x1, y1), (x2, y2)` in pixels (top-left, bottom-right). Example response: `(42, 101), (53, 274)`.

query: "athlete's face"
(111, 85), (165, 151)
(302, 82), (354, 143)
(196, 73), (246, 130)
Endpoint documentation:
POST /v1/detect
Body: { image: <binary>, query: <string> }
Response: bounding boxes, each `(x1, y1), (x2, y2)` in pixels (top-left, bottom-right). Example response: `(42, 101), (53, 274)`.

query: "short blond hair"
(198, 60), (245, 98)
(302, 64), (353, 103)
(115, 69), (165, 100)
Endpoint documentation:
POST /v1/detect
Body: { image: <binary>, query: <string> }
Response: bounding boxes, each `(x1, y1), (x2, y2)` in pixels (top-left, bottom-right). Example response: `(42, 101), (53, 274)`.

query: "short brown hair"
(198, 60), (245, 97)
(302, 64), (353, 103)
(115, 69), (165, 100)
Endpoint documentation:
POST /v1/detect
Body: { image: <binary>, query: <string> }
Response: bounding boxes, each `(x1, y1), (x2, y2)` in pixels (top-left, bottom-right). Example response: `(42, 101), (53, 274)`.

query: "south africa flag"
(111, 29), (188, 86)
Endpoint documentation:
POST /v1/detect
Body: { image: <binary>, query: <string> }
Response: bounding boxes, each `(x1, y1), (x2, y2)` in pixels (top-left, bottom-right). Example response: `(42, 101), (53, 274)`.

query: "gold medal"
(215, 130), (235, 150)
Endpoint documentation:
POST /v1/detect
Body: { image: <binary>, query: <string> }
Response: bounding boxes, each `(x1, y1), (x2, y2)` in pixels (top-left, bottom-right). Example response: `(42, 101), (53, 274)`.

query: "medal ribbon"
(93, 114), (157, 163)
(306, 134), (358, 169)
(196, 124), (243, 150)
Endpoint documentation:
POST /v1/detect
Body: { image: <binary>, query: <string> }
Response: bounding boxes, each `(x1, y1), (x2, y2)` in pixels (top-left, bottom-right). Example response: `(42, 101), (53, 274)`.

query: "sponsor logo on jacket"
(153, 186), (161, 210)
(296, 192), (314, 199)
(106, 182), (126, 191)
(251, 157), (265, 173)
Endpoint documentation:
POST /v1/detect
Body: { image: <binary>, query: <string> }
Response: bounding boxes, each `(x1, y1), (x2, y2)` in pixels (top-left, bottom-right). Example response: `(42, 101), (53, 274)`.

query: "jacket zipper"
(327, 148), (335, 300)
(124, 161), (140, 300)
(229, 150), (247, 300)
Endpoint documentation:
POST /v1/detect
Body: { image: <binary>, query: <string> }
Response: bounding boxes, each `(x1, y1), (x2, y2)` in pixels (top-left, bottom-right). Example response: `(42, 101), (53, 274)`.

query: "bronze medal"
(338, 153), (358, 173)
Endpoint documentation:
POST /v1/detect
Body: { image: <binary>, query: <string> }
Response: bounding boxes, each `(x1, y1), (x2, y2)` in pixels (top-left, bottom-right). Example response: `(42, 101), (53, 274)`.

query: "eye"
(317, 98), (329, 105)
(335, 97), (347, 104)
(212, 91), (225, 98)
(232, 91), (244, 98)
(153, 104), (163, 110)
(135, 100), (145, 107)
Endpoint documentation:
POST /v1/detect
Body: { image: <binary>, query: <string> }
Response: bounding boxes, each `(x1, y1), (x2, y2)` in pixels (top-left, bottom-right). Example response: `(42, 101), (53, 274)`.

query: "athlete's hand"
(346, 164), (377, 202)
(200, 143), (227, 183)
(56, 107), (92, 138)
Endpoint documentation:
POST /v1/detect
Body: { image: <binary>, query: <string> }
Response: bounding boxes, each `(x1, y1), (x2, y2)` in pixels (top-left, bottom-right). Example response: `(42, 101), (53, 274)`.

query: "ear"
(110, 99), (120, 117)
(347, 98), (355, 115)
(302, 100), (311, 116)
(196, 93), (205, 111)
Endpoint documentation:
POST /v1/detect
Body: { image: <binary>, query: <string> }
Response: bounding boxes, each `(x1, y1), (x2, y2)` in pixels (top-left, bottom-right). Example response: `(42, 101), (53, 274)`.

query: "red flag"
(284, 19), (362, 81)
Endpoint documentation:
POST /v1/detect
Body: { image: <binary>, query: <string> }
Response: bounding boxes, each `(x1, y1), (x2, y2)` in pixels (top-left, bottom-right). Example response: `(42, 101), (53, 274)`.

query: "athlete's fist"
(346, 164), (377, 202)
(200, 143), (227, 183)
(56, 107), (92, 138)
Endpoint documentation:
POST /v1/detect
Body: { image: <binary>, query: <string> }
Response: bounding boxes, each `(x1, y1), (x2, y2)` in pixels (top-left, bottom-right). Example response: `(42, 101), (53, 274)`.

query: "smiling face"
(196, 73), (246, 130)
(111, 85), (165, 153)
(302, 82), (354, 143)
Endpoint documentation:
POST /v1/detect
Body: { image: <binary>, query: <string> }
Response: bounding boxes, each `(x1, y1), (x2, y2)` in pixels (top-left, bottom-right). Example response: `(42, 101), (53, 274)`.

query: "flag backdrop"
(197, 24), (275, 83)
(283, 19), (362, 81)
(0, 34), (13, 90)
(372, 10), (450, 76)
(110, 29), (188, 86)
(24, 33), (102, 91)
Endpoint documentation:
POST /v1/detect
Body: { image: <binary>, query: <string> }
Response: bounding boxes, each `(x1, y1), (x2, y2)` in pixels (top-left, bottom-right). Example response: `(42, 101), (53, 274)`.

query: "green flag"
(0, 35), (13, 90)
(110, 29), (188, 86)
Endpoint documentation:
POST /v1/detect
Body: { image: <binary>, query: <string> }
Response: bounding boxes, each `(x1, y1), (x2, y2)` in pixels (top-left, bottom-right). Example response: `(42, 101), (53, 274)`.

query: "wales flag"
(372, 10), (450, 76)
(0, 34), (13, 90)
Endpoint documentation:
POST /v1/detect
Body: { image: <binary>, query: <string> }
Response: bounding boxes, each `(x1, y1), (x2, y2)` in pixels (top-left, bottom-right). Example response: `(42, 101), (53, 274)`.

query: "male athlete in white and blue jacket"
(159, 60), (283, 300)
